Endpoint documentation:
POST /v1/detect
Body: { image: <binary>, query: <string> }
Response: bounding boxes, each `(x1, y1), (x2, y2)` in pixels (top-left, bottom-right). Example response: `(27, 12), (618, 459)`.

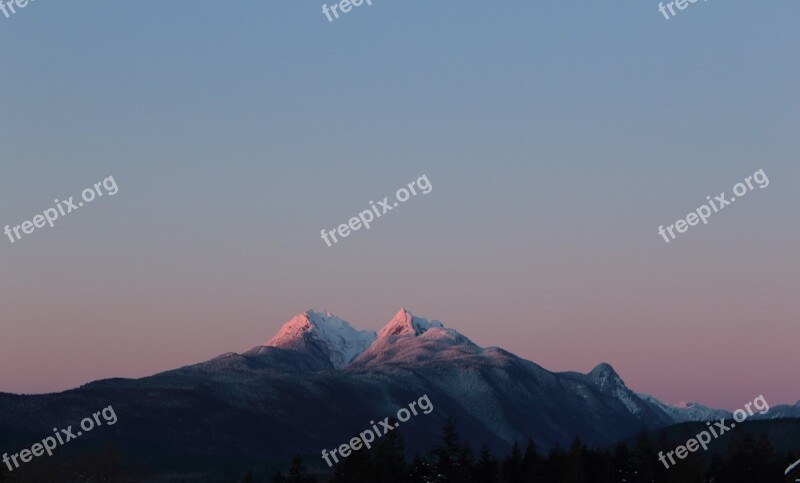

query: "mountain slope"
(637, 393), (731, 422)
(264, 310), (376, 369)
(0, 308), (795, 476)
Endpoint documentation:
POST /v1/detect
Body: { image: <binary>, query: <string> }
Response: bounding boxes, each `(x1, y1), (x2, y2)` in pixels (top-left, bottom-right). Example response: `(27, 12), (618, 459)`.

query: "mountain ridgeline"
(0, 309), (797, 477)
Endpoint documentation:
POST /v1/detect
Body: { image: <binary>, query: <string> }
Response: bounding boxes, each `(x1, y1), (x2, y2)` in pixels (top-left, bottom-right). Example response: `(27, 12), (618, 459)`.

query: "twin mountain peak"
(263, 308), (618, 377)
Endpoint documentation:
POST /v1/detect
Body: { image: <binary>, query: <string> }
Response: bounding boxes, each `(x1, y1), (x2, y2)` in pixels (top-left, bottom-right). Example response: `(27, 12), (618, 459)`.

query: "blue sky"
(1, 1), (798, 409)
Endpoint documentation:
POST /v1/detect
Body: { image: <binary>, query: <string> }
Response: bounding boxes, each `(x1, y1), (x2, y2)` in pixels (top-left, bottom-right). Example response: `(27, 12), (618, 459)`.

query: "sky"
(0, 1), (798, 410)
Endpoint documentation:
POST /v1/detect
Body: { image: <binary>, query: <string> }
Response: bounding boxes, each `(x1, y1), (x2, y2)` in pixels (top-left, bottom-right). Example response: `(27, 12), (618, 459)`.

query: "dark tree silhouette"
(521, 439), (540, 482)
(500, 442), (523, 483)
(561, 437), (588, 483)
(541, 444), (565, 482)
(271, 418), (799, 483)
(371, 419), (408, 483)
(409, 452), (432, 482)
(475, 445), (498, 483)
(272, 469), (288, 483)
(431, 417), (472, 482)
(632, 429), (660, 483)
(330, 433), (374, 483)
(286, 455), (316, 483)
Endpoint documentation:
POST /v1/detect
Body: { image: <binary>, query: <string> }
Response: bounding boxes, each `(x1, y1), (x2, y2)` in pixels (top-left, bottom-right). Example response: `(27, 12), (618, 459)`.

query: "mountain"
(637, 393), (731, 422)
(376, 308), (443, 337)
(264, 310), (376, 369)
(585, 363), (656, 418)
(751, 400), (800, 420)
(636, 394), (800, 423)
(0, 308), (796, 478)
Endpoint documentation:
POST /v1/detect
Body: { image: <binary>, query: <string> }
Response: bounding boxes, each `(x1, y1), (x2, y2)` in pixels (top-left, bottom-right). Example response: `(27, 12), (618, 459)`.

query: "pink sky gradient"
(1, 1), (798, 412)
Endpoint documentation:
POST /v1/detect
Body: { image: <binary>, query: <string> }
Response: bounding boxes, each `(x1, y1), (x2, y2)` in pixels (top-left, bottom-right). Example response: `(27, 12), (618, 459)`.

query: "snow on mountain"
(261, 308), (446, 369)
(257, 308), (754, 429)
(585, 363), (650, 417)
(377, 308), (443, 338)
(751, 400), (800, 420)
(354, 325), (480, 368)
(265, 310), (376, 369)
(351, 309), (479, 367)
(637, 393), (731, 423)
(9, 307), (793, 465)
(636, 394), (800, 424)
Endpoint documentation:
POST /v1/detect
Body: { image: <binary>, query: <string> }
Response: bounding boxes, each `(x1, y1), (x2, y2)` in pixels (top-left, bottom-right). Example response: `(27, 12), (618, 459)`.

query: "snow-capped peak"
(636, 393), (731, 423)
(588, 363), (623, 389)
(266, 310), (376, 369)
(587, 363), (647, 416)
(377, 308), (444, 338)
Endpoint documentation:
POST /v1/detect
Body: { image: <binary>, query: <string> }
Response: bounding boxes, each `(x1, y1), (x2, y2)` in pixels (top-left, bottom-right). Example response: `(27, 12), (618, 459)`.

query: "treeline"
(0, 445), (137, 482)
(268, 418), (797, 483)
(0, 418), (795, 482)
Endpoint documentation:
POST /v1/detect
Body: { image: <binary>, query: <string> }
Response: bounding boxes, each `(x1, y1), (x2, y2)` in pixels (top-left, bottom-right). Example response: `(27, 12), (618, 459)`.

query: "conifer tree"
(431, 417), (465, 481)
(287, 455), (317, 483)
(371, 419), (408, 483)
(475, 445), (498, 483)
(409, 452), (432, 483)
(561, 437), (588, 483)
(500, 442), (524, 483)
